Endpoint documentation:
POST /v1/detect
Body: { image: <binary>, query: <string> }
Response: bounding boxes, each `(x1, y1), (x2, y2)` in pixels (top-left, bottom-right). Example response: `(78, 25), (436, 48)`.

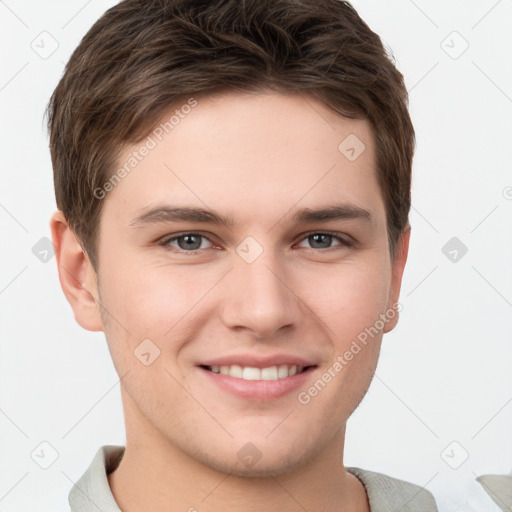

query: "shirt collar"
(69, 445), (124, 512)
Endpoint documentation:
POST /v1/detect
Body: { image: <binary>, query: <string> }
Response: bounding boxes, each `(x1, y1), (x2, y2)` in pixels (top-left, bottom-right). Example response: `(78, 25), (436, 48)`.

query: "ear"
(50, 210), (103, 332)
(383, 224), (411, 333)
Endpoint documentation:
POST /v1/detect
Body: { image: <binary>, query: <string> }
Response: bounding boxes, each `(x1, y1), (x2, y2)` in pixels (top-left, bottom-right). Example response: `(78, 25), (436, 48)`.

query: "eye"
(160, 231), (352, 255)
(161, 232), (214, 253)
(296, 232), (351, 250)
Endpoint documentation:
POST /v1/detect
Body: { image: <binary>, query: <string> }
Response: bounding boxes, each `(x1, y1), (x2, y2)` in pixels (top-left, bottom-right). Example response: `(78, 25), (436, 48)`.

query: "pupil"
(311, 234), (330, 248)
(179, 235), (201, 250)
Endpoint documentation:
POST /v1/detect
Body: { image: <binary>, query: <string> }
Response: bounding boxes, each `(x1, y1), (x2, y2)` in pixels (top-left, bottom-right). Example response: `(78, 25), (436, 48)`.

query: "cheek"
(100, 262), (193, 332)
(302, 256), (391, 341)
(97, 260), (217, 375)
(297, 263), (388, 418)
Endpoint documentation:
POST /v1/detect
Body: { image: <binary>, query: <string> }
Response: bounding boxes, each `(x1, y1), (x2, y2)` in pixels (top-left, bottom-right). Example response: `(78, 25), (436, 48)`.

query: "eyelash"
(159, 231), (353, 255)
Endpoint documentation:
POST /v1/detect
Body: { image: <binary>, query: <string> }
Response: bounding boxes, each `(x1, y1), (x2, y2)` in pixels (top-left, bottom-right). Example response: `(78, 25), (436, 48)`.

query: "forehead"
(103, 91), (385, 230)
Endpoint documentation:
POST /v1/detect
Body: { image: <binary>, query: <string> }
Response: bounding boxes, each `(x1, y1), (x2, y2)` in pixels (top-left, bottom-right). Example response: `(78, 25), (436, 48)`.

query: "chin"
(191, 436), (317, 478)
(213, 452), (305, 478)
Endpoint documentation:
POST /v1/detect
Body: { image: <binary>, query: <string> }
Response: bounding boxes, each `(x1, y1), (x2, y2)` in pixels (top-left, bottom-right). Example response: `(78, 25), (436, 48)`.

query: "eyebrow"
(130, 203), (373, 228)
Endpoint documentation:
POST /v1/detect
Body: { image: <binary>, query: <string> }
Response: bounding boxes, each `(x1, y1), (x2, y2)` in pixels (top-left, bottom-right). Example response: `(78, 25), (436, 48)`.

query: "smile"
(201, 364), (313, 381)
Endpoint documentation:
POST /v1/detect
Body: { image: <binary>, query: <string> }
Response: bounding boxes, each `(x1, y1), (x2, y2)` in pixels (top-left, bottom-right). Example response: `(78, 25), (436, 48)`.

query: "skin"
(51, 91), (410, 512)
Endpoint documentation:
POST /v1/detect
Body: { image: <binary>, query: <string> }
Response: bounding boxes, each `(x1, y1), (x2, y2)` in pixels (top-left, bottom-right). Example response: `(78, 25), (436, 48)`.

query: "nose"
(219, 243), (303, 340)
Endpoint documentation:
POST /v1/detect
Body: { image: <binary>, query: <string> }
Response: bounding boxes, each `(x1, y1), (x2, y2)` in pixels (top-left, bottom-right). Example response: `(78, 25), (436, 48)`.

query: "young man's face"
(64, 91), (409, 476)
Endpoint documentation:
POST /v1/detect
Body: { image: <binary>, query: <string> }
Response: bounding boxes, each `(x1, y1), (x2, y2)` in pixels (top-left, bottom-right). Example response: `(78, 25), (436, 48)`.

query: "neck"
(108, 390), (369, 512)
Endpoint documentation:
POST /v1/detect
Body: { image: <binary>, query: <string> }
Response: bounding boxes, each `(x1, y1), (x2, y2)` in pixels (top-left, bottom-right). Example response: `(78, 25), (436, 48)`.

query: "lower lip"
(197, 366), (317, 401)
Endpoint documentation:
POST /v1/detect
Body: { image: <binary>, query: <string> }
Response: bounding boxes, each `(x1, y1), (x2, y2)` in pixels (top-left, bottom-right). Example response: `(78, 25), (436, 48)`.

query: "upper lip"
(198, 354), (317, 368)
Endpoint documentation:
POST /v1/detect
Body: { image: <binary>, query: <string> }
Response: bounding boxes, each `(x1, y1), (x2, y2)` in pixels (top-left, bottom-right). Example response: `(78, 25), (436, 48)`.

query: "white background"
(1, 1), (511, 510)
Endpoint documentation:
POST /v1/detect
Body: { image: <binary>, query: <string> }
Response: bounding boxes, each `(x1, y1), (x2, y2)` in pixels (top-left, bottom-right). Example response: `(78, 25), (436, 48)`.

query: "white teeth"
(242, 367), (261, 380)
(207, 364), (304, 380)
(261, 366), (278, 380)
(229, 364), (243, 378)
(278, 365), (289, 378)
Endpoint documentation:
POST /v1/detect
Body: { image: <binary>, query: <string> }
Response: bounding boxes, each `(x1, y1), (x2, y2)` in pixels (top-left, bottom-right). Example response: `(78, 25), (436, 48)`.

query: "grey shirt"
(69, 445), (438, 511)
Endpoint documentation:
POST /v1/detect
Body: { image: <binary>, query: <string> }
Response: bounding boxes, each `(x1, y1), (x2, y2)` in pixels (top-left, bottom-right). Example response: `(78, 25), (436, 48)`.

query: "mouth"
(197, 363), (318, 401)
(199, 364), (316, 381)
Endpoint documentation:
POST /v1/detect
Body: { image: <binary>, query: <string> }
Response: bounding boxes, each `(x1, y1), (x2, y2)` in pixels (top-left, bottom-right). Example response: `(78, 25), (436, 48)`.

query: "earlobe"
(383, 225), (411, 333)
(50, 210), (103, 332)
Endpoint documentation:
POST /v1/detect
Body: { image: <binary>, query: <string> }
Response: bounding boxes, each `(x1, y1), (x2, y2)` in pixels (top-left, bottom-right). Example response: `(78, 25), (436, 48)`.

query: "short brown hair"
(46, 0), (415, 270)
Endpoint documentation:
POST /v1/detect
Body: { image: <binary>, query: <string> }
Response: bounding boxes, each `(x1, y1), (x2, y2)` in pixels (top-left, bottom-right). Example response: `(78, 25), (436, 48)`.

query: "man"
(47, 0), (438, 509)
